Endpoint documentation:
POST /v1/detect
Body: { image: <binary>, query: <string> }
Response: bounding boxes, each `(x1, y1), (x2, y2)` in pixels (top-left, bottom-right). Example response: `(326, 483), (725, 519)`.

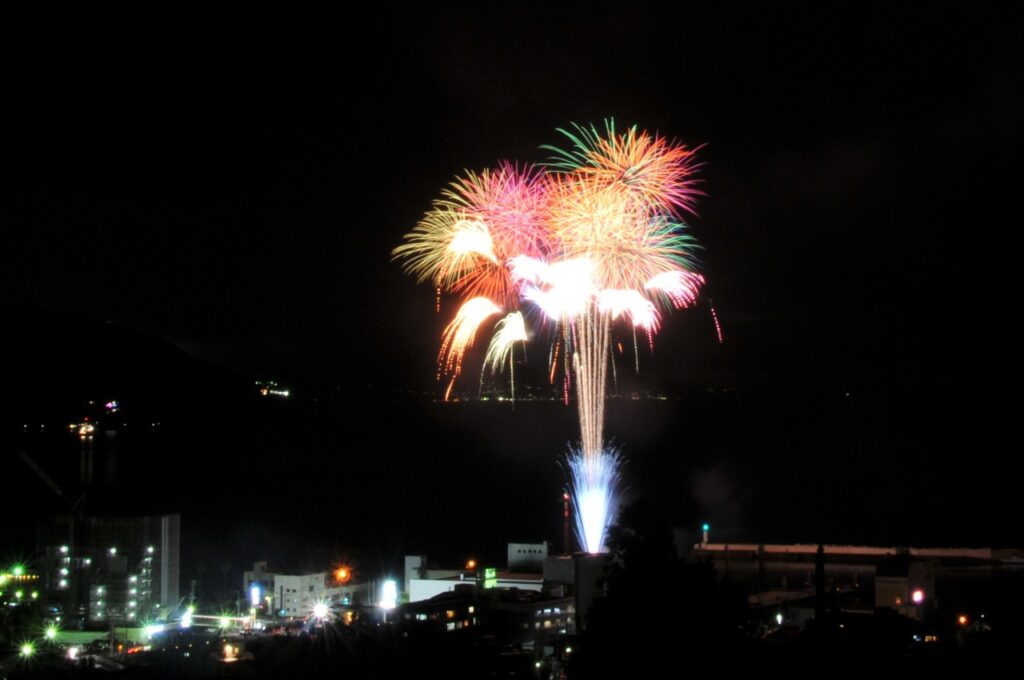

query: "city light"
(220, 616), (231, 629)
(465, 559), (477, 571)
(334, 566), (352, 584)
(181, 606), (194, 629)
(20, 642), (34, 658)
(67, 646), (80, 660)
(45, 625), (58, 640)
(250, 584), (261, 606)
(312, 601), (330, 621)
(380, 580), (397, 610)
(12, 565), (24, 576)
(912, 589), (925, 604)
(60, 545), (68, 554)
(109, 547), (117, 556)
(958, 614), (968, 626)
(144, 623), (164, 639)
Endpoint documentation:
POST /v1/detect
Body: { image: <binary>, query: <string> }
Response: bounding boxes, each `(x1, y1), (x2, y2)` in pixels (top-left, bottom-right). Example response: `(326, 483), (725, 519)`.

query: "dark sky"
(4, 6), (1019, 391)
(2, 8), (1023, 572)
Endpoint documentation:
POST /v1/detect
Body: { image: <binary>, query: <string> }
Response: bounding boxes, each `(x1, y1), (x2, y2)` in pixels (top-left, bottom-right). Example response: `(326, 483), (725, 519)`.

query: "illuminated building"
(242, 561), (374, 617)
(399, 584), (576, 650)
(37, 513), (180, 625)
(875, 558), (937, 621)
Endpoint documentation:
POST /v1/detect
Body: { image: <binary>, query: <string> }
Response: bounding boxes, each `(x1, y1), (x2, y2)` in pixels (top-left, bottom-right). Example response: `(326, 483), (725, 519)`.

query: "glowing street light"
(333, 566), (352, 584)
(912, 589), (925, 605)
(45, 625), (58, 640)
(20, 642), (35, 658)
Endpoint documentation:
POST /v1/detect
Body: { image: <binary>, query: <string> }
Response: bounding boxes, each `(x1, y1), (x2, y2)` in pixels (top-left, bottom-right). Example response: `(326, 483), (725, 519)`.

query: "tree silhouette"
(569, 500), (748, 677)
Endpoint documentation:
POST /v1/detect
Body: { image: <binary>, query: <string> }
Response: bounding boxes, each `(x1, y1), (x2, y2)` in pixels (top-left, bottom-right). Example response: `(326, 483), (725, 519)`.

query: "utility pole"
(563, 492), (571, 555)
(20, 451), (86, 612)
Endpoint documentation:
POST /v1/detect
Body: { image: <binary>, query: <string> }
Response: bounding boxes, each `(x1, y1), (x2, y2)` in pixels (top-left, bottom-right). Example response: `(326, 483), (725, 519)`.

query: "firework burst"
(438, 297), (501, 399)
(394, 120), (707, 552)
(542, 119), (702, 216)
(482, 311), (528, 401)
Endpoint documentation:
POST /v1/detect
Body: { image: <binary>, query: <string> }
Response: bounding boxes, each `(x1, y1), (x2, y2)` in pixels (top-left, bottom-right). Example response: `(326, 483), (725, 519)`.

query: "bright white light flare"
(311, 601), (330, 621)
(567, 447), (622, 554)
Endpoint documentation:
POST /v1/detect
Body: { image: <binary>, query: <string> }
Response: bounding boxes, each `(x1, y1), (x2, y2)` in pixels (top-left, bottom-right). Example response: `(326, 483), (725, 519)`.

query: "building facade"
(37, 513), (181, 626)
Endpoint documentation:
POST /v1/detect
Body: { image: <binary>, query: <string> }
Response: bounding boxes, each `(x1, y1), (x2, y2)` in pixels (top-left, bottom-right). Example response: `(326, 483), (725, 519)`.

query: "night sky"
(3, 7), (1022, 576)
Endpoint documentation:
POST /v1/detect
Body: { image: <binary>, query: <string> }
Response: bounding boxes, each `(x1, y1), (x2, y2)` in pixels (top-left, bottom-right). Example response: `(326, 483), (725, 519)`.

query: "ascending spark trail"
(709, 300), (724, 344)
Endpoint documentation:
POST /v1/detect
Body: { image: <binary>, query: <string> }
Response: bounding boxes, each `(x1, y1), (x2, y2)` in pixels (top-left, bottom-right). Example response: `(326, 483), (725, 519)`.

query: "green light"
(45, 625), (58, 639)
(219, 616), (231, 629)
(12, 565), (24, 576)
(20, 642), (34, 657)
(31, 591), (39, 599)
(15, 589), (23, 599)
